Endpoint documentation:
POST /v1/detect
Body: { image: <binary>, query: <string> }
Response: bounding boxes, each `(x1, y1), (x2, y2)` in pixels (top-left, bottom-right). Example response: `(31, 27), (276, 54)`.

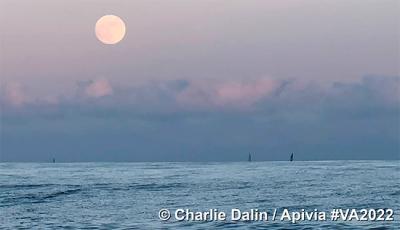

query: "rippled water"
(1, 161), (399, 229)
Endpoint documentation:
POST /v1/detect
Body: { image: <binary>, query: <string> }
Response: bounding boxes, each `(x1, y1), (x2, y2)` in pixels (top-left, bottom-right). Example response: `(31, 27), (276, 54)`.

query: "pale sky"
(1, 0), (399, 161)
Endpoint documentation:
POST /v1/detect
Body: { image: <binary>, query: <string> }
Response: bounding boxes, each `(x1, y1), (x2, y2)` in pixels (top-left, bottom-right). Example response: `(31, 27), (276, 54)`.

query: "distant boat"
(248, 153), (252, 162)
(52, 158), (56, 163)
(290, 153), (294, 162)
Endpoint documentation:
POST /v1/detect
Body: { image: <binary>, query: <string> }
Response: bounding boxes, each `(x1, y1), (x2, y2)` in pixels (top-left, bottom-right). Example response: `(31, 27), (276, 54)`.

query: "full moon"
(95, 15), (126, 45)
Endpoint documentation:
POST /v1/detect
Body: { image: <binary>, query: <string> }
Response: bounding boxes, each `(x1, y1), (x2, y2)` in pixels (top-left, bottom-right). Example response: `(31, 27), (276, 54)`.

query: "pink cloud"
(3, 82), (27, 106)
(215, 78), (279, 106)
(176, 78), (280, 109)
(84, 79), (113, 98)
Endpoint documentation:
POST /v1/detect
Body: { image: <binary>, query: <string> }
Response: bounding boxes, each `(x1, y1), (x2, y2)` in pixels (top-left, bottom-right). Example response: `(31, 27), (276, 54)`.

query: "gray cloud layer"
(1, 76), (399, 161)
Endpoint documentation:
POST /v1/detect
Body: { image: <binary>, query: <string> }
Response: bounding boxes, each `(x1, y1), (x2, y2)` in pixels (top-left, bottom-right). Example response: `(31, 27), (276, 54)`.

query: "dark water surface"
(1, 161), (399, 229)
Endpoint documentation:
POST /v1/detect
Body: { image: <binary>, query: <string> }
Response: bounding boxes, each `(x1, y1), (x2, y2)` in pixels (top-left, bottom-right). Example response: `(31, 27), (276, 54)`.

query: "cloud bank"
(1, 75), (399, 161)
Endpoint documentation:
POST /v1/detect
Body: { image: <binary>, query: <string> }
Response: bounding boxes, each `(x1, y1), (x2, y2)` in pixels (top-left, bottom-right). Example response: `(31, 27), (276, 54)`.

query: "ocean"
(1, 161), (399, 229)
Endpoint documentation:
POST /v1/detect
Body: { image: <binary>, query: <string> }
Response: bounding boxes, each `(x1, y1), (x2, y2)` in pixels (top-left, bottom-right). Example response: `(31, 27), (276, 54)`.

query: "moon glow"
(95, 15), (126, 45)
